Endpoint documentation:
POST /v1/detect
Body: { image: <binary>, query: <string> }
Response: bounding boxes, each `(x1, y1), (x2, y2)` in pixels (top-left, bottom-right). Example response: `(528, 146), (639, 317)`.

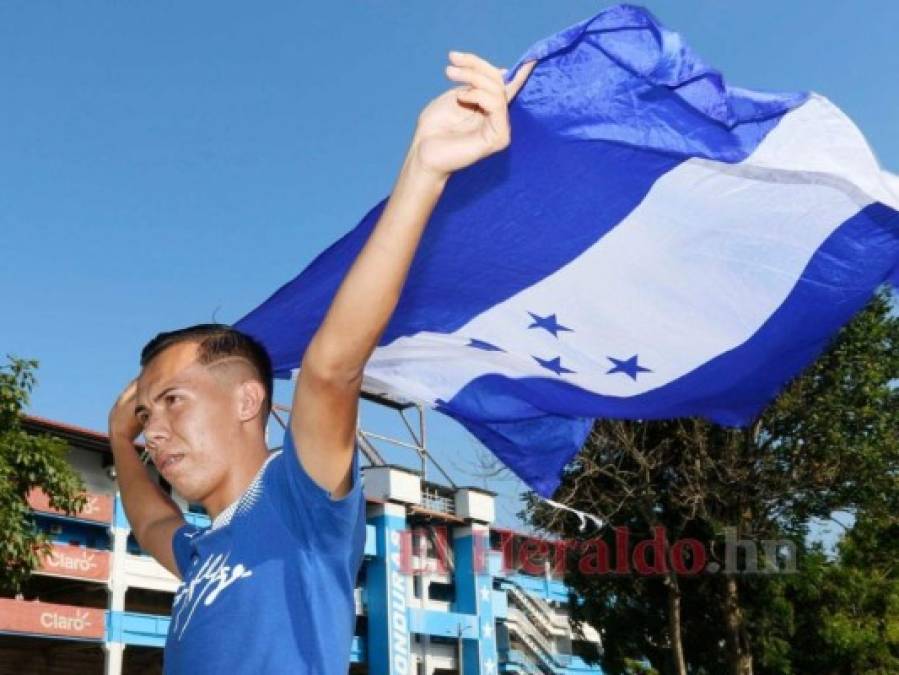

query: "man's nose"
(143, 414), (170, 449)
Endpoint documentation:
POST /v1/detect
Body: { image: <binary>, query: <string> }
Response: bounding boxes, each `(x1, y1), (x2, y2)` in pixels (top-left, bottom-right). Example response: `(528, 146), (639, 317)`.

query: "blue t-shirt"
(163, 426), (366, 674)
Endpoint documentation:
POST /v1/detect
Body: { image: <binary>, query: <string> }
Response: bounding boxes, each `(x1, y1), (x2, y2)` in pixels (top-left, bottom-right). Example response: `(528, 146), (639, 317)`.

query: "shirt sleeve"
(273, 417), (365, 549)
(171, 522), (202, 579)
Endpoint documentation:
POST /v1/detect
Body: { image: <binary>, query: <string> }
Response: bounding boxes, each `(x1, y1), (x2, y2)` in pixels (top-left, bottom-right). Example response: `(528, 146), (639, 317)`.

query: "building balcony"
(122, 554), (180, 593)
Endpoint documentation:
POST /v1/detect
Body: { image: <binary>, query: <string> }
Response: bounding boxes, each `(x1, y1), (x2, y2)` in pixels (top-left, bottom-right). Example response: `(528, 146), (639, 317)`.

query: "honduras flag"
(236, 5), (899, 497)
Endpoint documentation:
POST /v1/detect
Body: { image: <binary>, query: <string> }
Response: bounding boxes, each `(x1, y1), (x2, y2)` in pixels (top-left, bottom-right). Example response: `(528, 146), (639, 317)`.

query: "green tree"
(0, 356), (86, 592)
(525, 288), (899, 675)
(782, 510), (899, 674)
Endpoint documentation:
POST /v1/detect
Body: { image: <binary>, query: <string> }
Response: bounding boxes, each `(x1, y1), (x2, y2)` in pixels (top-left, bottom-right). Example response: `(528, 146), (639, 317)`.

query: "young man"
(108, 53), (535, 673)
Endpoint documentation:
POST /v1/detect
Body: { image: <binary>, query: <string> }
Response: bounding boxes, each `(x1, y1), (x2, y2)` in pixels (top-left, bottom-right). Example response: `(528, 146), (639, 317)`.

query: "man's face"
(135, 341), (238, 503)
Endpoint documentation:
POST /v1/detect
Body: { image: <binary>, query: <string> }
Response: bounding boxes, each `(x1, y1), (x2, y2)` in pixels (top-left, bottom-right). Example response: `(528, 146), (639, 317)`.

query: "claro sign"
(38, 543), (110, 582)
(26, 488), (113, 523)
(0, 598), (105, 640)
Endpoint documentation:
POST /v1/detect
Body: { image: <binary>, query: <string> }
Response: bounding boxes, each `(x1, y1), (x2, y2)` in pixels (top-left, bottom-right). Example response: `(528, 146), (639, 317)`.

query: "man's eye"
(166, 394), (182, 405)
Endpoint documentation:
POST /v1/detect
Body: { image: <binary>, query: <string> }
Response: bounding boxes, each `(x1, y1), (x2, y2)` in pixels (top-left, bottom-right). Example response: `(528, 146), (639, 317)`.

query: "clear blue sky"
(3, 1), (897, 526)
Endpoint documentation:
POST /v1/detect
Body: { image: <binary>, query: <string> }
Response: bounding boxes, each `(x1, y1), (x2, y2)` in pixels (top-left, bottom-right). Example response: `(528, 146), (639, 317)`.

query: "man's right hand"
(109, 378), (142, 442)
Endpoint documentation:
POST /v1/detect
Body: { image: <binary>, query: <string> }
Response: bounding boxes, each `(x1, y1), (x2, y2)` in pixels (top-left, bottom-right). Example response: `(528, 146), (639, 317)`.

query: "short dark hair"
(140, 324), (274, 416)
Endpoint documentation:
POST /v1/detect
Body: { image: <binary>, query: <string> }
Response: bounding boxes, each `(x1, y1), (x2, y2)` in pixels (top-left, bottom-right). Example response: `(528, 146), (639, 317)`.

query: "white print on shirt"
(171, 551), (253, 640)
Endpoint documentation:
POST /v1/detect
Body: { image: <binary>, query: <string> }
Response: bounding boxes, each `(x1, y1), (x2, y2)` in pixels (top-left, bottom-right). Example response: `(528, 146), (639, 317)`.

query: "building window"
(428, 582), (455, 603)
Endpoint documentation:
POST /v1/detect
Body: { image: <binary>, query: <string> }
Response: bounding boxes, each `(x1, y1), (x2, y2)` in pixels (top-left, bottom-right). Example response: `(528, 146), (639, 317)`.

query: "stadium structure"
(0, 407), (604, 674)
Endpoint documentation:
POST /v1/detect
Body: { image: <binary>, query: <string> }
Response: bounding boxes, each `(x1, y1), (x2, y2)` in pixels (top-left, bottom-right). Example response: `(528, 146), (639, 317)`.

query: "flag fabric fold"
(236, 4), (899, 497)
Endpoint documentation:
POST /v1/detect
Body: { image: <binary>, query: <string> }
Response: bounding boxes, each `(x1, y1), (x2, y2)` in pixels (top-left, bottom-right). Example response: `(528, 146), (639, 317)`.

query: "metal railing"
(499, 646), (550, 674)
(272, 400), (458, 489)
(505, 582), (568, 637)
(506, 606), (562, 669)
(421, 487), (456, 515)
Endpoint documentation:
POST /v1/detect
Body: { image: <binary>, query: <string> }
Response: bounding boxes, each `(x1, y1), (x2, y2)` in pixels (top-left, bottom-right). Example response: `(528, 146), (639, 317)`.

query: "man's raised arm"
(292, 54), (536, 497)
(108, 379), (186, 577)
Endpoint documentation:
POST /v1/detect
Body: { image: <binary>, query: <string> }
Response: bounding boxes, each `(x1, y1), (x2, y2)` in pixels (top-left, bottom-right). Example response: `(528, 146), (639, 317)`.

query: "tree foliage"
(0, 356), (86, 592)
(780, 512), (899, 674)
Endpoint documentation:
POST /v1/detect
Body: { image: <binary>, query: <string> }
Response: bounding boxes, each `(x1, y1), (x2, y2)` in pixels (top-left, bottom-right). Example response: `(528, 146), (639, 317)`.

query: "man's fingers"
(446, 64), (504, 96)
(456, 89), (510, 148)
(449, 51), (504, 86)
(118, 378), (138, 403)
(447, 51), (535, 102)
(456, 87), (505, 117)
(504, 60), (537, 101)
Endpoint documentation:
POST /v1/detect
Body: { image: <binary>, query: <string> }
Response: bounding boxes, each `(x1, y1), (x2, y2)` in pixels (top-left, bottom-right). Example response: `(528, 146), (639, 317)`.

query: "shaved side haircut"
(140, 324), (274, 416)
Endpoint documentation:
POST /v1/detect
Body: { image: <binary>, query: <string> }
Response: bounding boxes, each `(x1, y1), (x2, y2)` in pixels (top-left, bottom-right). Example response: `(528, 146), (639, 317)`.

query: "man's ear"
(236, 379), (267, 423)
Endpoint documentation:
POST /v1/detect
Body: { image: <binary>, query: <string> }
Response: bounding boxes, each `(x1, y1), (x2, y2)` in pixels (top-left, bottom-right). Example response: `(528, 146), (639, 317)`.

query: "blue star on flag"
(528, 312), (573, 338)
(606, 354), (652, 381)
(534, 355), (575, 376)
